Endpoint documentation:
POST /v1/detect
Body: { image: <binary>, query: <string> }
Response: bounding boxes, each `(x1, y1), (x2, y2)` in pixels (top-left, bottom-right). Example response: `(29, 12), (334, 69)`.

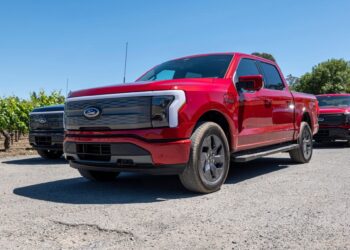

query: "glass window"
(137, 54), (233, 81)
(316, 96), (350, 107)
(259, 62), (284, 90)
(236, 59), (260, 78)
(152, 69), (175, 81)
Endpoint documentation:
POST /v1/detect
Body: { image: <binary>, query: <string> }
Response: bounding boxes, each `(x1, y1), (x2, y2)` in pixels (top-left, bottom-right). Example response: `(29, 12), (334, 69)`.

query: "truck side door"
(257, 61), (295, 142)
(234, 58), (274, 150)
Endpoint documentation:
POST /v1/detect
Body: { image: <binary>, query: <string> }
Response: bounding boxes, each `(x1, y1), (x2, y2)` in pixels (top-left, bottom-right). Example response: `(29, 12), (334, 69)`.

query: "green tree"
(293, 59), (350, 94)
(30, 90), (65, 107)
(285, 74), (300, 86)
(251, 52), (276, 62)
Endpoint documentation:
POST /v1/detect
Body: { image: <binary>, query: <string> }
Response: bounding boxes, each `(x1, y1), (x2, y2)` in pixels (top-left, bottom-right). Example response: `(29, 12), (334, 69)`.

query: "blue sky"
(1, 0), (349, 98)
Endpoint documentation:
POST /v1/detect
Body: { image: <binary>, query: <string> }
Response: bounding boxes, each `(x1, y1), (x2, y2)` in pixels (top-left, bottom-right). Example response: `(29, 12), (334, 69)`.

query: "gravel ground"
(0, 143), (349, 249)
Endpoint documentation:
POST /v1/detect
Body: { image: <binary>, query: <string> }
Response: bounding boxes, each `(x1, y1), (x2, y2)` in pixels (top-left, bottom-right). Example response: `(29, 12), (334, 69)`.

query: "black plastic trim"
(70, 160), (186, 175)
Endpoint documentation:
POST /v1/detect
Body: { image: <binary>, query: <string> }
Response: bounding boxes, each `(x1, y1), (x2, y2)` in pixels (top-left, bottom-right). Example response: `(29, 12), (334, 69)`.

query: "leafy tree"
(251, 52), (276, 62)
(293, 59), (350, 94)
(285, 74), (300, 86)
(30, 90), (65, 107)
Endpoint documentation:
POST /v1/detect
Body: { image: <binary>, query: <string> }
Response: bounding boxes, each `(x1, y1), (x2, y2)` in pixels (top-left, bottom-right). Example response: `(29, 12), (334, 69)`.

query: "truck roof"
(170, 52), (276, 65)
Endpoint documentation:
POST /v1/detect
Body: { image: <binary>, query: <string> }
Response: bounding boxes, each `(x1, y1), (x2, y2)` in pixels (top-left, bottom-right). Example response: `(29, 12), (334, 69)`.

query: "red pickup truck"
(315, 94), (350, 144)
(64, 53), (319, 193)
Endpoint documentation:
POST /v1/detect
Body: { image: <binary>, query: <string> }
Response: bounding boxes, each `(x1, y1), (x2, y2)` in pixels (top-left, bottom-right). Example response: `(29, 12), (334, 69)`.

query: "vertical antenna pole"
(66, 78), (69, 97)
(123, 42), (128, 83)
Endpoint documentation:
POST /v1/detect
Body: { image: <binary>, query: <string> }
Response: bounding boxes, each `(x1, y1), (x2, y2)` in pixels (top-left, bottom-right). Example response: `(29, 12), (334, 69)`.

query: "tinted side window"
(236, 59), (260, 78)
(260, 63), (284, 90)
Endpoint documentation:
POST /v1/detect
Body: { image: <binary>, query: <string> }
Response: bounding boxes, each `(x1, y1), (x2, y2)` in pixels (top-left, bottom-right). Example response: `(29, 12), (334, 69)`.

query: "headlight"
(151, 96), (175, 128)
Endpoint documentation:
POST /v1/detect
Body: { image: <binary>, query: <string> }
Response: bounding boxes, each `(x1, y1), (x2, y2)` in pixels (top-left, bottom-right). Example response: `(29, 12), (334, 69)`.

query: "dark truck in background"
(315, 94), (350, 145)
(29, 105), (64, 159)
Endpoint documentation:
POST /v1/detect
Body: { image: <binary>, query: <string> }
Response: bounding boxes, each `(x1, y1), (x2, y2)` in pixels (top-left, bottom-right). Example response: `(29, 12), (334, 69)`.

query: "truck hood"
(68, 78), (224, 98)
(319, 106), (350, 114)
(31, 104), (64, 113)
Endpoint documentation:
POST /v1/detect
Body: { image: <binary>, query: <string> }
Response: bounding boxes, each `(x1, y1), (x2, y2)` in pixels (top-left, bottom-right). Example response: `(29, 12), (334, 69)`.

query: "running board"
(232, 144), (299, 163)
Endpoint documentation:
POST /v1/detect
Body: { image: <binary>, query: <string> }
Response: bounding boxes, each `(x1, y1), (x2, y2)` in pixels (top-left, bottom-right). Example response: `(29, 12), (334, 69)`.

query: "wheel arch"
(302, 112), (312, 130)
(193, 110), (233, 151)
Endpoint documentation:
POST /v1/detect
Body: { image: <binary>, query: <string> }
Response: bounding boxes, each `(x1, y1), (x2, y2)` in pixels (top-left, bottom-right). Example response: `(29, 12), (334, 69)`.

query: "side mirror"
(237, 75), (263, 91)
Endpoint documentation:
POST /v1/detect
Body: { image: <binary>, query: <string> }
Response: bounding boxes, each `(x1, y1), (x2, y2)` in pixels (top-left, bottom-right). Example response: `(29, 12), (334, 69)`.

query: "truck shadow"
(313, 141), (349, 149)
(13, 157), (292, 204)
(2, 156), (67, 165)
(226, 157), (291, 184)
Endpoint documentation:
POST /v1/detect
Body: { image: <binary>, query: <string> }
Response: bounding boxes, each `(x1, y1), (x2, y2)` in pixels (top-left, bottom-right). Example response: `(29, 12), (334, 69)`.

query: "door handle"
(264, 99), (272, 106)
(286, 101), (295, 109)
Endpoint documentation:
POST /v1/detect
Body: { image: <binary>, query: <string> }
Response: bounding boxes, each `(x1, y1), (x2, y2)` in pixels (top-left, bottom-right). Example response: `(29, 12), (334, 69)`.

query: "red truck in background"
(64, 53), (319, 193)
(315, 94), (350, 145)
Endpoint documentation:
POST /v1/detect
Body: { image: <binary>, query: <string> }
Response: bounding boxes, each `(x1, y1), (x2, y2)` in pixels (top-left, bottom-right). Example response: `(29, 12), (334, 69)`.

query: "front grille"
(77, 143), (111, 162)
(318, 114), (345, 126)
(30, 113), (64, 130)
(65, 97), (151, 130)
(316, 129), (329, 137)
(35, 136), (52, 146)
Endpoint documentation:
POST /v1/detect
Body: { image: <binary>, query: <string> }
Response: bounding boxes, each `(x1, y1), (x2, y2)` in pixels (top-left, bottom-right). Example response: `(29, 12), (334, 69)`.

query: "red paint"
(65, 52), (319, 165)
(65, 137), (191, 165)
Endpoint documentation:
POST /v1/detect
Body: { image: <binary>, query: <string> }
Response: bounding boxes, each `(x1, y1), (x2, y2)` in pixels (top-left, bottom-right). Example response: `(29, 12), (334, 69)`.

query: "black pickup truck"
(29, 105), (64, 159)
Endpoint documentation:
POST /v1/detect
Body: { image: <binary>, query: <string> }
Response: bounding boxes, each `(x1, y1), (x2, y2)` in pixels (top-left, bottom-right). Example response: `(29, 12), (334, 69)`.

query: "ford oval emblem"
(38, 117), (47, 124)
(83, 107), (101, 119)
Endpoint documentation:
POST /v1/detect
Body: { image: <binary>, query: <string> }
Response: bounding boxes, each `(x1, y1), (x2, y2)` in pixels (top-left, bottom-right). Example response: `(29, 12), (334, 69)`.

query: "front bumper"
(29, 132), (64, 150)
(314, 127), (350, 140)
(64, 136), (191, 174)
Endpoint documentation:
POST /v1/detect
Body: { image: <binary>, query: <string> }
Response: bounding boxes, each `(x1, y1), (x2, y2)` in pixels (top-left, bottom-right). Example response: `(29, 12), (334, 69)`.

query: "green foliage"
(30, 90), (65, 107)
(251, 52), (276, 62)
(0, 90), (65, 134)
(293, 59), (350, 94)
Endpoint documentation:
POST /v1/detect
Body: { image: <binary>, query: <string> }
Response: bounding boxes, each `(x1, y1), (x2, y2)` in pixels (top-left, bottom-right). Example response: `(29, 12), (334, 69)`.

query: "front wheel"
(37, 149), (63, 159)
(78, 169), (120, 182)
(289, 122), (313, 163)
(179, 122), (230, 193)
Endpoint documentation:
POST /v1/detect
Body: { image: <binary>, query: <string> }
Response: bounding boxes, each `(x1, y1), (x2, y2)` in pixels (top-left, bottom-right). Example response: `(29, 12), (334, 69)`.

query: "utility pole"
(66, 78), (69, 97)
(123, 42), (128, 83)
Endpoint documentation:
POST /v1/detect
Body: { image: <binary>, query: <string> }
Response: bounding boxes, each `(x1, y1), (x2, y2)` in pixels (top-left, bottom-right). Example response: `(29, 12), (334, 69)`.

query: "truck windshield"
(137, 55), (233, 81)
(317, 96), (350, 107)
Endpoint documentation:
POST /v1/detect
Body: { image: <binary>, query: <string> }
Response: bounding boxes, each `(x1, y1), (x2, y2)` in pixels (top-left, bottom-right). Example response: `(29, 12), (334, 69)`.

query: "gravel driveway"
(0, 143), (349, 249)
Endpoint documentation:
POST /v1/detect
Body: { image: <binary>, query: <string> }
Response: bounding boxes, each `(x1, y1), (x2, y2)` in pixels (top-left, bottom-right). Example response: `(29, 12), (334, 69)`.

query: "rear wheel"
(179, 122), (230, 193)
(37, 149), (63, 159)
(78, 169), (120, 182)
(289, 122), (313, 163)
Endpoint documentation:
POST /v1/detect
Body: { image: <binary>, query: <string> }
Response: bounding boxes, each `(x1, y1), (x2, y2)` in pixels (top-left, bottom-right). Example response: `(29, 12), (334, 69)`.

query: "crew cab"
(64, 53), (318, 193)
(29, 105), (64, 159)
(315, 94), (350, 144)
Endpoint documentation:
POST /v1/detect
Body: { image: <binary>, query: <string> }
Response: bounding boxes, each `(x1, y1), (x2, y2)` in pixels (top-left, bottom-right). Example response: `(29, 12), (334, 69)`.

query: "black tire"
(179, 122), (230, 193)
(78, 169), (120, 182)
(289, 122), (313, 163)
(37, 149), (63, 159)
